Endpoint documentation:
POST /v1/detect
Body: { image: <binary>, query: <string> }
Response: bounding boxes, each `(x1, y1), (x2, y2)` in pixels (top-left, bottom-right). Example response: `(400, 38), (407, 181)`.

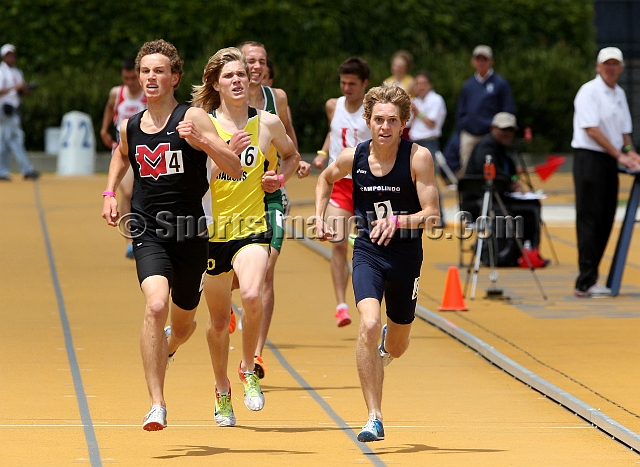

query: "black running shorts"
(133, 239), (208, 310)
(206, 230), (271, 276)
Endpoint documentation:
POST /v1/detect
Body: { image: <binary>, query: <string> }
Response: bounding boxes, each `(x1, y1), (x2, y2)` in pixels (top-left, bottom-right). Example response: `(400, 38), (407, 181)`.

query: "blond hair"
(191, 47), (249, 112)
(362, 85), (411, 124)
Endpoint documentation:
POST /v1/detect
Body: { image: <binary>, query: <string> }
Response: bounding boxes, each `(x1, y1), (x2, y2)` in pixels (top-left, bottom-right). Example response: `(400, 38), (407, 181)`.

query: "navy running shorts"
(352, 236), (423, 325)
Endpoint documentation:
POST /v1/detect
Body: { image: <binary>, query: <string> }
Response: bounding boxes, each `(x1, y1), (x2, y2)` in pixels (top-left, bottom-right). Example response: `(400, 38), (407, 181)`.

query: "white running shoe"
(357, 415), (385, 442)
(143, 404), (167, 431)
(574, 283), (612, 298)
(214, 384), (236, 427)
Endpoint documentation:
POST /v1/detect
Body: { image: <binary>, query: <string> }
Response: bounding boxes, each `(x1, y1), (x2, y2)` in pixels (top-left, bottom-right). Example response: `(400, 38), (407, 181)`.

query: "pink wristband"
(278, 174), (285, 188)
(388, 214), (400, 228)
(102, 190), (116, 197)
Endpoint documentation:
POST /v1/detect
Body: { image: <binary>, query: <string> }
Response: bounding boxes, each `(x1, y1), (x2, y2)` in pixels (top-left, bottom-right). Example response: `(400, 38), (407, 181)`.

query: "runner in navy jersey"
(315, 85), (439, 442)
(101, 39), (241, 431)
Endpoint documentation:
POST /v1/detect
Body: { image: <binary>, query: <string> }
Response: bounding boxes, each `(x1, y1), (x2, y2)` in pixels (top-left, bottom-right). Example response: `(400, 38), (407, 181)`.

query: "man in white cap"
(464, 112), (544, 267)
(454, 44), (516, 178)
(0, 44), (39, 181)
(571, 47), (640, 297)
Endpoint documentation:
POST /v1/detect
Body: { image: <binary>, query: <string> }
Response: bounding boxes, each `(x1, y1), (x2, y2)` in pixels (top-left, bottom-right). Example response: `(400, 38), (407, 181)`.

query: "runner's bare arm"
(99, 86), (118, 148)
(180, 107), (242, 179)
(314, 148), (355, 240)
(313, 98), (337, 169)
(406, 145), (440, 229)
(274, 88), (299, 150)
(267, 111), (300, 181)
(102, 119), (132, 226)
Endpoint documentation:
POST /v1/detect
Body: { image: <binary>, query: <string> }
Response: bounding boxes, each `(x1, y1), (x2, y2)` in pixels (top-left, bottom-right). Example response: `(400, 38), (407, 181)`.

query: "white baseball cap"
(1, 44), (16, 57)
(491, 112), (518, 130)
(597, 47), (624, 65)
(472, 45), (493, 60)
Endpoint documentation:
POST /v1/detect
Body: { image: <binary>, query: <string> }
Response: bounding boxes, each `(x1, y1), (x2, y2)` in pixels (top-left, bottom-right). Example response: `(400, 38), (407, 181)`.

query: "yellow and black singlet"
(208, 107), (269, 242)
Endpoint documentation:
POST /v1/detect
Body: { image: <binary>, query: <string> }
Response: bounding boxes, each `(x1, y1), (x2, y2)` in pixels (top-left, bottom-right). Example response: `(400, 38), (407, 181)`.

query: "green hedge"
(2, 0), (595, 153)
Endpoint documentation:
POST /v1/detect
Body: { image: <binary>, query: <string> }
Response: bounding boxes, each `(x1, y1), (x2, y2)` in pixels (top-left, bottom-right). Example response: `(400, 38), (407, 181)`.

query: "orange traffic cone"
(439, 266), (468, 311)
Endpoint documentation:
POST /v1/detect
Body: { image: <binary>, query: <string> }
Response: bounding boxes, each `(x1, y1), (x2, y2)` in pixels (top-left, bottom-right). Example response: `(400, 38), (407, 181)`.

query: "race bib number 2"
(373, 200), (393, 220)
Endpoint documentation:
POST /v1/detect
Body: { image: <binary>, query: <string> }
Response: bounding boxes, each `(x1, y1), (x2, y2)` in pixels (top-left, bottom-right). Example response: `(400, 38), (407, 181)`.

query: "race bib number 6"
(239, 145), (258, 168)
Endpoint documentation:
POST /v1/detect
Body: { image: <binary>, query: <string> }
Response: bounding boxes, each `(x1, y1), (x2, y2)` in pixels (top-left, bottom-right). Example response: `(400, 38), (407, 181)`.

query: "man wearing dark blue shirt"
(455, 45), (515, 178)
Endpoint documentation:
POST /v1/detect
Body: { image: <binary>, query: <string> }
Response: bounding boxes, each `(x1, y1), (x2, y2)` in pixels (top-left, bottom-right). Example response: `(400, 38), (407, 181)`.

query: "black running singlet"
(127, 104), (209, 242)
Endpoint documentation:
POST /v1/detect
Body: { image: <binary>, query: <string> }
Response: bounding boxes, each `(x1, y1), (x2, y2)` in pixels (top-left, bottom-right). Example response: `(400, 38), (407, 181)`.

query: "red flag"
(529, 155), (566, 181)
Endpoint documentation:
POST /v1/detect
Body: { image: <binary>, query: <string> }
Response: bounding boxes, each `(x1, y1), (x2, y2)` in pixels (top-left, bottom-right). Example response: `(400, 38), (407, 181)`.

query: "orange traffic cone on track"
(439, 266), (468, 311)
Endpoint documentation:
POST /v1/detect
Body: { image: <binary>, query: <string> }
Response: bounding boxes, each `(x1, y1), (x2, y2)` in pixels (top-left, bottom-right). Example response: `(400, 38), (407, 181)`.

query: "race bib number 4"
(135, 144), (184, 179)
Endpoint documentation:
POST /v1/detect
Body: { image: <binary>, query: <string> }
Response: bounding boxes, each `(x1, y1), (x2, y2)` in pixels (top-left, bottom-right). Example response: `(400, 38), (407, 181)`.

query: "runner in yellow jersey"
(191, 47), (299, 426)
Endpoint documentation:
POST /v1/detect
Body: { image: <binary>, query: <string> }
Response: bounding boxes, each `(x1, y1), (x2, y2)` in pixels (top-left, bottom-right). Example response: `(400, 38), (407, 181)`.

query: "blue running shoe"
(357, 415), (385, 442)
(379, 324), (393, 367)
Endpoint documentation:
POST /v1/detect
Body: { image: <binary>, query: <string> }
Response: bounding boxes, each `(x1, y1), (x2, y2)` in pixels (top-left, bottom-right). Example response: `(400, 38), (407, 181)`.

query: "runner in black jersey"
(101, 39), (241, 432)
(315, 85), (440, 443)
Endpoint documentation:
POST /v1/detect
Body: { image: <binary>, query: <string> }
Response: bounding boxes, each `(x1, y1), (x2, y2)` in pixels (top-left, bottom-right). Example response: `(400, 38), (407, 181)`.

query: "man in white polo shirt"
(571, 46), (640, 297)
(408, 70), (446, 156)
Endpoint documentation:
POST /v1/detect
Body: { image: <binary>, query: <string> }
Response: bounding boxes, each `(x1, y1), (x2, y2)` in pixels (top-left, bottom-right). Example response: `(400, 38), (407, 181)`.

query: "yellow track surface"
(1, 172), (638, 466)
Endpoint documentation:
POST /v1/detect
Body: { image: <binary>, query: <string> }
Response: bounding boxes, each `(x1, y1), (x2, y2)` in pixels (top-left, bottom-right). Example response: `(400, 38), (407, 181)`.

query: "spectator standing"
(384, 50), (414, 139)
(408, 71), (447, 156)
(455, 45), (515, 177)
(383, 50), (414, 96)
(571, 47), (640, 297)
(0, 44), (39, 181)
(409, 70), (447, 220)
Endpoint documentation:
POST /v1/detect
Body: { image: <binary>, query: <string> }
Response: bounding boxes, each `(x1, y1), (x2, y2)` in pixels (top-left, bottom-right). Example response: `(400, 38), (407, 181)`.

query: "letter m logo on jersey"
(135, 144), (184, 180)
